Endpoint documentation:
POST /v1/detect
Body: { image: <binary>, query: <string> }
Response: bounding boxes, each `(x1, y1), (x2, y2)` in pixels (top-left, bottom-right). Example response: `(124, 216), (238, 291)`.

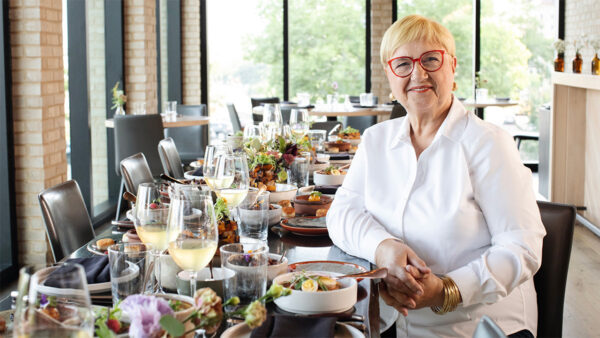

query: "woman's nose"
(411, 62), (429, 80)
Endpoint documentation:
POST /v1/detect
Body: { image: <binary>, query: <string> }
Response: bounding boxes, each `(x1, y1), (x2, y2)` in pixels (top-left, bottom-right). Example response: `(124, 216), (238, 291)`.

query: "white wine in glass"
(289, 108), (310, 139)
(214, 154), (250, 209)
(203, 144), (232, 190)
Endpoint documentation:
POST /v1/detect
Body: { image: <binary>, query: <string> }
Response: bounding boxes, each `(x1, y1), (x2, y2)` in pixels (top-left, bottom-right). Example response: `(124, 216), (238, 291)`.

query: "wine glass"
(261, 104), (282, 140)
(167, 191), (218, 297)
(134, 182), (170, 293)
(243, 125), (261, 140)
(289, 108), (310, 139)
(214, 154), (250, 210)
(203, 144), (232, 190)
(14, 263), (94, 337)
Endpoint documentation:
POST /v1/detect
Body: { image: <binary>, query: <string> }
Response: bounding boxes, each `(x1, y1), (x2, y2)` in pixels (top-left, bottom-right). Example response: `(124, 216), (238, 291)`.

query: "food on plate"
(214, 198), (239, 247)
(338, 126), (360, 140)
(307, 191), (322, 202)
(282, 206), (295, 218)
(96, 238), (115, 250)
(316, 208), (329, 217)
(278, 200), (292, 208)
(279, 272), (341, 292)
(122, 229), (141, 243)
(249, 154), (281, 190)
(324, 140), (352, 153)
(0, 316), (5, 333)
(318, 166), (346, 176)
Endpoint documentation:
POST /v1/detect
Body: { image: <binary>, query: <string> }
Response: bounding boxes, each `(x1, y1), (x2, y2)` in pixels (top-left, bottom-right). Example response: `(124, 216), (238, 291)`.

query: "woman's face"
(385, 40), (456, 116)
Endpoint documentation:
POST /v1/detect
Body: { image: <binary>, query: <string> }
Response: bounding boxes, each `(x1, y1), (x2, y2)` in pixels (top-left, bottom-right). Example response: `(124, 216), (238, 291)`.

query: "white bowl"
(183, 170), (202, 180)
(267, 253), (288, 281)
(313, 171), (347, 186)
(273, 271), (357, 314)
(316, 154), (330, 162)
(237, 203), (282, 226)
(342, 138), (361, 146)
(269, 183), (298, 203)
(309, 161), (330, 175)
(157, 254), (182, 291)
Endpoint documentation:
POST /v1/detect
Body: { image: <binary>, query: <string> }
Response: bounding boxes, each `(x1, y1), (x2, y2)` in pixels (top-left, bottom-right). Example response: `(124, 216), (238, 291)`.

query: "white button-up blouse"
(327, 97), (546, 337)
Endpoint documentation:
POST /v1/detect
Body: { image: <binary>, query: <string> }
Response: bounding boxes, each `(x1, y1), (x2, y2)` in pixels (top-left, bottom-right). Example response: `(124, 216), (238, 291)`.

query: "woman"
(327, 15), (545, 337)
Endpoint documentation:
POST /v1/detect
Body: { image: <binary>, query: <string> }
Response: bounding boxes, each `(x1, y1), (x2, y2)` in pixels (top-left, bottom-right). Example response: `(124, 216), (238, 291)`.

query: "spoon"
(251, 185), (267, 207)
(277, 249), (288, 264)
(160, 173), (185, 185)
(334, 267), (388, 280)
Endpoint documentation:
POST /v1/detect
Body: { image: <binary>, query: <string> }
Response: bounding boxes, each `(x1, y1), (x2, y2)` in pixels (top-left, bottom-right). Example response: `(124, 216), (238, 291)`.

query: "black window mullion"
(200, 0), (208, 108)
(283, 0), (289, 101)
(156, 0), (162, 113)
(167, 0), (182, 103)
(365, 0), (371, 93)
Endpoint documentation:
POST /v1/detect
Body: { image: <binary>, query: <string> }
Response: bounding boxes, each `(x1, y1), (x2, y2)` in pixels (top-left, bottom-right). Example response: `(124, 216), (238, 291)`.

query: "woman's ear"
(452, 57), (457, 73)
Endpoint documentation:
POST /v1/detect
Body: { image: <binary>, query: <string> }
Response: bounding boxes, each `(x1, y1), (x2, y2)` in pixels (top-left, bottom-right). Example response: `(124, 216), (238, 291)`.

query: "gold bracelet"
(431, 276), (462, 315)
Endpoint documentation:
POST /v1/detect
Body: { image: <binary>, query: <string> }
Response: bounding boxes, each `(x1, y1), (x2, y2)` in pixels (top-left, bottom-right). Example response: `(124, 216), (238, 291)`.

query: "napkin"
(328, 153), (350, 161)
(314, 185), (341, 195)
(45, 256), (110, 288)
(250, 315), (337, 338)
(191, 167), (203, 176)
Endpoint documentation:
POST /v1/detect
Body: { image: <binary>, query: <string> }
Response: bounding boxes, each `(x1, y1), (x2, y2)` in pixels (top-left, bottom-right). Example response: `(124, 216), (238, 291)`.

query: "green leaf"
(277, 170), (287, 182)
(160, 315), (185, 337)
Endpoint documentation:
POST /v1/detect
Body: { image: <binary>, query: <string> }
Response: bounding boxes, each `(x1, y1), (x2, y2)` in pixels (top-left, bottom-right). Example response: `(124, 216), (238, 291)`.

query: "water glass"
(288, 156), (309, 188)
(308, 130), (326, 152)
(133, 102), (146, 115)
(237, 189), (270, 243)
(220, 243), (268, 309)
(108, 243), (154, 303)
(360, 93), (374, 106)
(164, 101), (177, 120)
(289, 109), (309, 139)
(297, 92), (311, 107)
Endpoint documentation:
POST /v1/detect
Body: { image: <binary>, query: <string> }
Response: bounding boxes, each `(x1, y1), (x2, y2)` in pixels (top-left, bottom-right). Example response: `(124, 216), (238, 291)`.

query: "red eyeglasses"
(387, 50), (448, 78)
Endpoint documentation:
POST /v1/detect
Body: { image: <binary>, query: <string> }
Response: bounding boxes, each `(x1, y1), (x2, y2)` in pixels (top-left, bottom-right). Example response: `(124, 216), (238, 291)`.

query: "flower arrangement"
(111, 81), (127, 110)
(553, 39), (566, 54)
(95, 284), (291, 338)
(573, 37), (585, 56)
(590, 39), (600, 54)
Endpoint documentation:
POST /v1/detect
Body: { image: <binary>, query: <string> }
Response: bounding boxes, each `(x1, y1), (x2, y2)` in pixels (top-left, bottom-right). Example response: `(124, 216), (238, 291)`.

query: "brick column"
(181, 0), (201, 105)
(371, 0), (393, 122)
(124, 0), (158, 114)
(10, 0), (67, 267)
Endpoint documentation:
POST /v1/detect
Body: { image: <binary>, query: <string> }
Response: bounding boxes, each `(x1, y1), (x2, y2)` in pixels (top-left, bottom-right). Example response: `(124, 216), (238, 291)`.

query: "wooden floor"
(562, 223), (600, 337)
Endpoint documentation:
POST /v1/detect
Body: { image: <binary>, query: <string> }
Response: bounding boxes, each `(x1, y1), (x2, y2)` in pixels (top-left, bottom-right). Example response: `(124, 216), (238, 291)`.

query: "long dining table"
(69, 222), (382, 337)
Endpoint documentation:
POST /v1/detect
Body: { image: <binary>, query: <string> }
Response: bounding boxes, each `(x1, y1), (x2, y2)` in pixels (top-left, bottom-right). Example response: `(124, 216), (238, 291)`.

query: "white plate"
(34, 266), (112, 295)
(221, 322), (364, 338)
(183, 170), (203, 180)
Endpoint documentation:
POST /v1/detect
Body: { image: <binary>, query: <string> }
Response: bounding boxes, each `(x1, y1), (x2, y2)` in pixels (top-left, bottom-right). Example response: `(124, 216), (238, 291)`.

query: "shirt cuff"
(363, 224), (398, 264)
(447, 265), (480, 307)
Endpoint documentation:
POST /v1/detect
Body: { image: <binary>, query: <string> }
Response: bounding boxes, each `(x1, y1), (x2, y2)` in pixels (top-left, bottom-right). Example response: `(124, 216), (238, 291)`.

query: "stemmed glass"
(203, 144), (232, 190)
(243, 125), (261, 140)
(167, 190), (218, 297)
(289, 108), (310, 139)
(134, 182), (170, 293)
(214, 153), (250, 211)
(14, 263), (94, 337)
(261, 104), (282, 141)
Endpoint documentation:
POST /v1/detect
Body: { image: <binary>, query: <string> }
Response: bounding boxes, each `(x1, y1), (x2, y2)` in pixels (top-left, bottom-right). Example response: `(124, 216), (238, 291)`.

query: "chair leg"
(115, 179), (124, 221)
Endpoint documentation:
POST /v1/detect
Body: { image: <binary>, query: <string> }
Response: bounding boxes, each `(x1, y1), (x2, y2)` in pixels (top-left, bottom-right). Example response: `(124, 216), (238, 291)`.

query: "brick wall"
(371, 0), (393, 121)
(10, 0), (67, 267)
(181, 0), (201, 105)
(124, 0), (158, 114)
(564, 0), (600, 73)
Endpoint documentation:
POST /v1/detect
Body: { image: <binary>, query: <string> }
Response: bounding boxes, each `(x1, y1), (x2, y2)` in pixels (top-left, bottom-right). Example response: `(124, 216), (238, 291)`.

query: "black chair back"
(114, 114), (164, 176)
(158, 137), (184, 179)
(280, 106), (292, 125)
(345, 116), (376, 134)
(390, 103), (407, 119)
(120, 152), (154, 196)
(226, 103), (242, 133)
(535, 201), (576, 338)
(165, 105), (208, 163)
(38, 180), (95, 263)
(311, 121), (343, 135)
(250, 97), (280, 108)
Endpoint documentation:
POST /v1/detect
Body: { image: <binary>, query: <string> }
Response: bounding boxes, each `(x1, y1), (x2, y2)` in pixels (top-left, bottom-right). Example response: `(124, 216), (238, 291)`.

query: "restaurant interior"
(0, 0), (599, 337)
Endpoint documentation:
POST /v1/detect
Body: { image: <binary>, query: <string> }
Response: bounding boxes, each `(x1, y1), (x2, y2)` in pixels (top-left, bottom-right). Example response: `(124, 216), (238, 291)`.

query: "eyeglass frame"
(387, 49), (451, 78)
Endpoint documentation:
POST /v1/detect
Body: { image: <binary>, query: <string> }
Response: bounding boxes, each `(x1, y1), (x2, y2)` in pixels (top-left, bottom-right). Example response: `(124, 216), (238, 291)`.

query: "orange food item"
(41, 307), (60, 321)
(316, 209), (329, 217)
(278, 200), (292, 208)
(308, 194), (321, 202)
(282, 206), (295, 217)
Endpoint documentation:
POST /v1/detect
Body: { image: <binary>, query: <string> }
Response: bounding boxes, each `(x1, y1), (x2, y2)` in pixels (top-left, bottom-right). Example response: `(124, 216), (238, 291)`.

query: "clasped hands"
(375, 238), (444, 316)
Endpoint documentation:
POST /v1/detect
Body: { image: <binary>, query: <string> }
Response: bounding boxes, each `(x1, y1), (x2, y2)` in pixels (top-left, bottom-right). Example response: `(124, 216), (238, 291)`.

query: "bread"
(282, 206), (295, 218)
(96, 238), (115, 250)
(315, 208), (329, 217)
(278, 200), (292, 208)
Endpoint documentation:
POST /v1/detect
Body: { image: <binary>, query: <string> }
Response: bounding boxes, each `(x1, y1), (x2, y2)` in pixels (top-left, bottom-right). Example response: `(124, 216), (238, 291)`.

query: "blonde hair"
(380, 15), (456, 67)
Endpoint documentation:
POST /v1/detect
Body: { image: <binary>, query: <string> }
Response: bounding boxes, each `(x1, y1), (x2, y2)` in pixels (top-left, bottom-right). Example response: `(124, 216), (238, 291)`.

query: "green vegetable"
(340, 126), (359, 135)
(234, 130), (244, 137)
(324, 165), (336, 174)
(310, 191), (322, 197)
(251, 153), (277, 168)
(214, 198), (230, 221)
(277, 169), (288, 182)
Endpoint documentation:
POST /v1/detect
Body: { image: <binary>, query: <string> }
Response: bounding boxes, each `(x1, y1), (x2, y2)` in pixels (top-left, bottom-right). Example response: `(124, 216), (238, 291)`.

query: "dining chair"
(345, 96), (378, 133)
(311, 121), (343, 135)
(534, 200), (576, 338)
(165, 104), (208, 163)
(250, 96), (280, 108)
(226, 103), (243, 133)
(38, 180), (96, 263)
(120, 152), (154, 197)
(389, 103), (407, 120)
(158, 137), (185, 179)
(472, 315), (507, 338)
(513, 133), (539, 172)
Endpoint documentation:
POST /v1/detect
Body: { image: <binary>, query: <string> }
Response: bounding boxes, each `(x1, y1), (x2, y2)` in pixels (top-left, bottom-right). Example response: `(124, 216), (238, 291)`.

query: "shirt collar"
(389, 95), (468, 149)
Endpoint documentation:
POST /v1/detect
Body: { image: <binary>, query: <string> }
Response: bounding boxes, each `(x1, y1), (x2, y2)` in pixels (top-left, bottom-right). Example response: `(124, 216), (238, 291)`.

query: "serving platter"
(280, 217), (328, 236)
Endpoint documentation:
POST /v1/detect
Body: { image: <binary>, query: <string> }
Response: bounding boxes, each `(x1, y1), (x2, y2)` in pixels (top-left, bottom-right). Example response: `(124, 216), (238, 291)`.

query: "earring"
(389, 92), (395, 101)
(452, 82), (457, 91)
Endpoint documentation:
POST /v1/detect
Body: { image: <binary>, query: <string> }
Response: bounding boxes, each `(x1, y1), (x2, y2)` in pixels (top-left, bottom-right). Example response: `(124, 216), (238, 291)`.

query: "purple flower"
(40, 294), (48, 307)
(332, 81), (338, 91)
(121, 295), (174, 338)
(244, 254), (250, 263)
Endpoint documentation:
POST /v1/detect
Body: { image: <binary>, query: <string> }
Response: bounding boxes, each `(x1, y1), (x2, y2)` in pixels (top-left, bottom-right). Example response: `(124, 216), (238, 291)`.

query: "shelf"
(552, 72), (600, 91)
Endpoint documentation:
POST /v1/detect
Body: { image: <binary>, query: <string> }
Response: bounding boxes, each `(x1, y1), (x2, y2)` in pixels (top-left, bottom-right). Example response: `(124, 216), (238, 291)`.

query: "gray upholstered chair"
(165, 105), (208, 163)
(158, 137), (185, 179)
(345, 96), (378, 133)
(226, 103), (243, 133)
(38, 180), (96, 263)
(535, 200), (576, 337)
(311, 121), (343, 135)
(120, 152), (154, 196)
(250, 97), (280, 108)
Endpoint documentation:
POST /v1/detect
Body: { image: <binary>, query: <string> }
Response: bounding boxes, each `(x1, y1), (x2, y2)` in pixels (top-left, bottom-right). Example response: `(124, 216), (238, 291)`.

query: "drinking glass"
(214, 154), (250, 210)
(289, 109), (310, 139)
(261, 104), (282, 140)
(360, 93), (374, 106)
(108, 243), (153, 303)
(308, 130), (326, 152)
(14, 263), (94, 337)
(133, 102), (146, 115)
(220, 243), (268, 309)
(163, 101), (177, 121)
(237, 189), (270, 243)
(297, 92), (311, 107)
(243, 125), (261, 140)
(203, 144), (232, 190)
(287, 156), (309, 188)
(134, 182), (170, 293)
(167, 192), (218, 298)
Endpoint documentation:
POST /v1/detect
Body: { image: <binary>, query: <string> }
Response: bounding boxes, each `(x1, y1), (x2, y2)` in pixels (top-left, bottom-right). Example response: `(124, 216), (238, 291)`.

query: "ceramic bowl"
(313, 170), (347, 186)
(293, 195), (333, 216)
(316, 154), (330, 162)
(309, 160), (330, 175)
(273, 271), (357, 314)
(267, 253), (289, 281)
(269, 183), (298, 203)
(157, 254), (182, 291)
(324, 141), (352, 153)
(176, 268), (235, 299)
(237, 203), (282, 226)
